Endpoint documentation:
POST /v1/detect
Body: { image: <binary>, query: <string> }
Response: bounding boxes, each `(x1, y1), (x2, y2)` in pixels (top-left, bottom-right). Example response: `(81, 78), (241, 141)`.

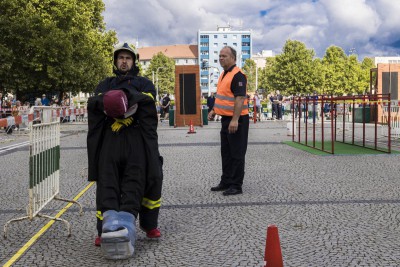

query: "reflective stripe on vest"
(214, 66), (248, 116)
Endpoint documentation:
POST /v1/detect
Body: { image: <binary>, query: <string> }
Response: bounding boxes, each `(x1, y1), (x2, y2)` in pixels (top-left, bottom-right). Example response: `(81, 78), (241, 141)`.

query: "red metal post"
(362, 95), (366, 147)
(321, 95), (324, 151)
(331, 96), (334, 154)
(352, 97), (355, 145)
(313, 96), (316, 148)
(253, 97), (257, 124)
(305, 97), (308, 145)
(298, 97), (301, 142)
(374, 94), (377, 150)
(292, 98), (294, 141)
(388, 94), (391, 153)
(342, 100), (345, 142)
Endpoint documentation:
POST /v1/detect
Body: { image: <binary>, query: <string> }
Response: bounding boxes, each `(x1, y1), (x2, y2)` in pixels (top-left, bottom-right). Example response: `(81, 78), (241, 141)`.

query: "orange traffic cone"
(187, 120), (196, 134)
(264, 225), (283, 267)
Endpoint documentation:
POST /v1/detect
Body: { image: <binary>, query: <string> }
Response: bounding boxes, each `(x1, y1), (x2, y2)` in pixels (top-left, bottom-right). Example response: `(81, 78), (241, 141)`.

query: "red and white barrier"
(0, 106), (87, 130)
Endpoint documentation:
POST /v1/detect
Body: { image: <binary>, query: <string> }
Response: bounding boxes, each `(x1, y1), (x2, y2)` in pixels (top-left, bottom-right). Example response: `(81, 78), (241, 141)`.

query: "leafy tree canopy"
(144, 52), (175, 100)
(0, 0), (117, 100)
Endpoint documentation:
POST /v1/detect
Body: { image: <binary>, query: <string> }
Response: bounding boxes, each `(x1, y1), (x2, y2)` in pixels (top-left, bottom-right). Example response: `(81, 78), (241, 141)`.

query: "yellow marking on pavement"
(3, 182), (95, 267)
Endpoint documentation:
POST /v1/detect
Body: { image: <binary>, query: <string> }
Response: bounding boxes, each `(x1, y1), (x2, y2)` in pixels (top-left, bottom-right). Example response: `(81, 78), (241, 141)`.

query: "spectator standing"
(161, 93), (171, 121)
(254, 91), (262, 121)
(208, 46), (249, 196)
(41, 94), (50, 106)
(269, 92), (277, 119)
(207, 92), (216, 113)
(276, 90), (283, 120)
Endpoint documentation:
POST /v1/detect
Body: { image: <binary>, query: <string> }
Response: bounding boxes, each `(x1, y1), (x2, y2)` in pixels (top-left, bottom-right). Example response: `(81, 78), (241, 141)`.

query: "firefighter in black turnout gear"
(87, 43), (163, 246)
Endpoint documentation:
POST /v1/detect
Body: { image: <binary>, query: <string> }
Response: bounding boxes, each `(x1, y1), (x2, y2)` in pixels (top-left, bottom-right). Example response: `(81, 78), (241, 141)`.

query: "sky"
(102, 0), (400, 60)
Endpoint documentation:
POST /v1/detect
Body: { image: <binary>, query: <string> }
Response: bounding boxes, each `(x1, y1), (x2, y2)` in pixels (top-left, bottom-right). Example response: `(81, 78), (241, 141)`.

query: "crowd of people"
(0, 92), (74, 133)
(206, 89), (288, 121)
(0, 93), (72, 117)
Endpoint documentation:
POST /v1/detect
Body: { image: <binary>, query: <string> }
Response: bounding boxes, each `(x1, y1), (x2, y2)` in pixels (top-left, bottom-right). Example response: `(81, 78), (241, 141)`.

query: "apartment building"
(198, 26), (252, 95)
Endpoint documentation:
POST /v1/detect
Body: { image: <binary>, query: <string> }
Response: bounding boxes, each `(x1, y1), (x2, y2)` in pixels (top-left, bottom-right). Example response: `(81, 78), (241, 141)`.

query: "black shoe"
(211, 184), (229, 191)
(223, 188), (242, 196)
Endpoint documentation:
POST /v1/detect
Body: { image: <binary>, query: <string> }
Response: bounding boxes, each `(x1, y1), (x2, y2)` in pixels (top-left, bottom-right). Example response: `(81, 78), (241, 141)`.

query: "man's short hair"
(223, 46), (237, 61)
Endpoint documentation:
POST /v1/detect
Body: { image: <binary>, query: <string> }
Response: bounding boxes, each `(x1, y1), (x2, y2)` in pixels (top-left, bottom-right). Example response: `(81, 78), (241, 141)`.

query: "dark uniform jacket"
(87, 71), (163, 194)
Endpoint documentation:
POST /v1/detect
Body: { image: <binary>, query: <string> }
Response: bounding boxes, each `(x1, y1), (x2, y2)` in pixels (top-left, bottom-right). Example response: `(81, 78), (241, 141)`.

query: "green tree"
(258, 57), (276, 96)
(0, 0), (117, 99)
(360, 57), (375, 94)
(144, 52), (175, 99)
(312, 58), (326, 94)
(267, 40), (318, 96)
(242, 58), (257, 92)
(344, 54), (363, 94)
(322, 46), (347, 95)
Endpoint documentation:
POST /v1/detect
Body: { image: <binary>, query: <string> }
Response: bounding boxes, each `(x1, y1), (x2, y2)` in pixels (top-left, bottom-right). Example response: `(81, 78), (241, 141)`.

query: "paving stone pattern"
(0, 121), (400, 266)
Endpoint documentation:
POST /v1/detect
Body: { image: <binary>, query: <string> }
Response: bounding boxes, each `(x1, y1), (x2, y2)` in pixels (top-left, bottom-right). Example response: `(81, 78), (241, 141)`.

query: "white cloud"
(102, 0), (400, 59)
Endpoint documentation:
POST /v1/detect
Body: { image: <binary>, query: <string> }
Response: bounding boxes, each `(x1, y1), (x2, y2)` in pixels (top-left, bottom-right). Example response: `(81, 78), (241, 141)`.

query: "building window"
(233, 43), (237, 47)
(214, 43), (218, 47)
(233, 35), (237, 39)
(214, 35), (218, 38)
(242, 34), (250, 38)
(214, 59), (218, 63)
(200, 35), (209, 38)
(223, 34), (227, 38)
(214, 51), (218, 55)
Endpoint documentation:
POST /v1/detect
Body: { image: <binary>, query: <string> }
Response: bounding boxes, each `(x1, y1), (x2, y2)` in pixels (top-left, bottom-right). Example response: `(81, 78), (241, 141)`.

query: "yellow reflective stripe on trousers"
(96, 211), (103, 220)
(141, 197), (162, 209)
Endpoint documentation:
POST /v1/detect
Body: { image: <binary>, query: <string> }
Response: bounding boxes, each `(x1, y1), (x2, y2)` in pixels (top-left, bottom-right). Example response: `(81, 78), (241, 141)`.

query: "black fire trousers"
(96, 125), (146, 219)
(219, 114), (249, 189)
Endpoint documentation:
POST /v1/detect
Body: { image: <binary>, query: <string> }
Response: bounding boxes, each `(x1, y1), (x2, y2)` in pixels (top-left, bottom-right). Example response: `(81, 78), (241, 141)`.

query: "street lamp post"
(255, 66), (258, 92)
(206, 65), (220, 97)
(152, 67), (164, 102)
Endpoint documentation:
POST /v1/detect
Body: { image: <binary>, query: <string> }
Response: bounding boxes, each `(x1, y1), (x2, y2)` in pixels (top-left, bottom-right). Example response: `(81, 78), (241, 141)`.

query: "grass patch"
(284, 141), (400, 155)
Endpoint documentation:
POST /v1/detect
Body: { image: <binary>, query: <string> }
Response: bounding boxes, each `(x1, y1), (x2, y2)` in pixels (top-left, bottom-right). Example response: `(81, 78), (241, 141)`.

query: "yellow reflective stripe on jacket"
(141, 197), (161, 210)
(96, 211), (103, 220)
(142, 92), (154, 100)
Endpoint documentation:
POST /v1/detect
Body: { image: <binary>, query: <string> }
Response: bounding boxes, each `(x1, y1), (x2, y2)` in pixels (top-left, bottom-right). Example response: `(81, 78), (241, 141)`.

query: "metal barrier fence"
(291, 94), (392, 154)
(60, 107), (88, 123)
(381, 100), (400, 151)
(381, 100), (400, 138)
(3, 106), (83, 239)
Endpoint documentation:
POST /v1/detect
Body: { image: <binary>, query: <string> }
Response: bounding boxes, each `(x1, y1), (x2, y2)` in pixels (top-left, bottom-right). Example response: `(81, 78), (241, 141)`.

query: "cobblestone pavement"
(1, 120), (400, 267)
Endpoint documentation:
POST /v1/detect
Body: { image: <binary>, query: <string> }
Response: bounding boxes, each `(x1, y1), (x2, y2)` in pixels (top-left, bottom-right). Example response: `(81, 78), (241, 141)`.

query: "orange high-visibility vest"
(214, 66), (248, 116)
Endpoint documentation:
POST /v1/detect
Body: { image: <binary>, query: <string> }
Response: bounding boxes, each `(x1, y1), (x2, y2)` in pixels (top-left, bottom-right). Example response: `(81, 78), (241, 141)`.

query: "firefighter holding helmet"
(87, 42), (163, 259)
